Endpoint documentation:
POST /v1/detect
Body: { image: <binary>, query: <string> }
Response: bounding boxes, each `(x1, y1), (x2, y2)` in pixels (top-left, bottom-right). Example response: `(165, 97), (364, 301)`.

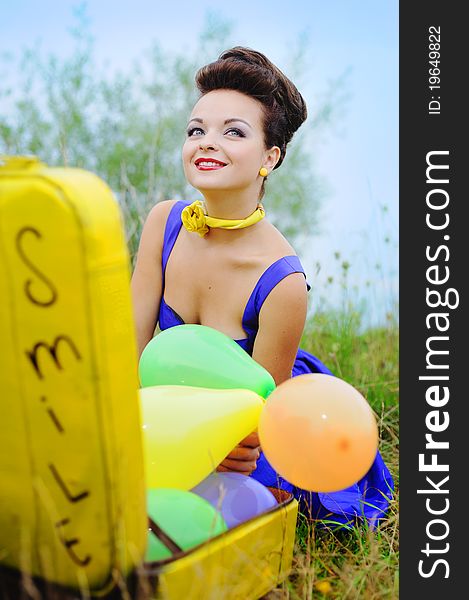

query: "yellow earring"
(259, 167), (268, 177)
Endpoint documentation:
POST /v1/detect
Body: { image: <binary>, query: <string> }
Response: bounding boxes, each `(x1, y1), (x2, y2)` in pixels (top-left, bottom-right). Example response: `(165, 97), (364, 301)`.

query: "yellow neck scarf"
(181, 200), (265, 238)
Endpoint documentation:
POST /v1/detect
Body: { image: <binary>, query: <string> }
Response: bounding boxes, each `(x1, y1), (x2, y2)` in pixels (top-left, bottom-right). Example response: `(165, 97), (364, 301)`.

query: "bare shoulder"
(144, 199), (179, 234)
(134, 199), (179, 265)
(257, 221), (308, 311)
(256, 219), (298, 260)
(263, 271), (308, 310)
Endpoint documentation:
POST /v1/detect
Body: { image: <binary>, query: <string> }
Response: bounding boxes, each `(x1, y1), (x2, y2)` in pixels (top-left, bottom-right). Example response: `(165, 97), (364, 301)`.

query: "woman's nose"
(199, 138), (218, 151)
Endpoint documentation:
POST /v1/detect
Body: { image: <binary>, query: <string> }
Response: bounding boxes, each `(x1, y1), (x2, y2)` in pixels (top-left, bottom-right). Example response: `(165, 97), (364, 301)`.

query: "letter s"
(418, 558), (450, 578)
(426, 244), (450, 262)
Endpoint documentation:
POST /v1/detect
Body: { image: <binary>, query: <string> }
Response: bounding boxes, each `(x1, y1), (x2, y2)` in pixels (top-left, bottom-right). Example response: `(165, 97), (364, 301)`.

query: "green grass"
(263, 309), (399, 599)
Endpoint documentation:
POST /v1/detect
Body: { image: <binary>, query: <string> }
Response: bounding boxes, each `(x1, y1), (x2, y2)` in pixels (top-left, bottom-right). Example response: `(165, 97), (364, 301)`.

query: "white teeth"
(197, 161), (224, 167)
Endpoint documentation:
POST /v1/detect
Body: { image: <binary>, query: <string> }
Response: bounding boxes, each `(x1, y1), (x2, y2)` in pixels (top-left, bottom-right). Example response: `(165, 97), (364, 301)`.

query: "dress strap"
(162, 201), (189, 274)
(242, 255), (310, 334)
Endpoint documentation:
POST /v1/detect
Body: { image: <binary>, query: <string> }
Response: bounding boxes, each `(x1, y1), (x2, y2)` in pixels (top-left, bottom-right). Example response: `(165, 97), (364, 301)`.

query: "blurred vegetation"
(0, 5), (349, 262)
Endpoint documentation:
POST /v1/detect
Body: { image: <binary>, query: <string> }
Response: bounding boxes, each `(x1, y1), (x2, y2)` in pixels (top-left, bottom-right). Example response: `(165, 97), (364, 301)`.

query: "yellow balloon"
(258, 374), (378, 492)
(140, 386), (264, 490)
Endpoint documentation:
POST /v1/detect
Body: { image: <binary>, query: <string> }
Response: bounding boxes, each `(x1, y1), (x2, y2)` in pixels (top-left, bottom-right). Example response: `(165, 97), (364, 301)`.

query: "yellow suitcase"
(0, 156), (298, 599)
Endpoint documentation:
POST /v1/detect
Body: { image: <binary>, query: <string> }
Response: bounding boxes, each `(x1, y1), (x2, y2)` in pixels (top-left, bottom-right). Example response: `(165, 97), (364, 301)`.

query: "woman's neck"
(187, 189), (266, 242)
(201, 189), (261, 220)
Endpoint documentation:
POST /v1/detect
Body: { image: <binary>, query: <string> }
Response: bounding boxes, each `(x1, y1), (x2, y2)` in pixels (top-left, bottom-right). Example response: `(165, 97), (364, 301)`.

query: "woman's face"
(182, 89), (277, 196)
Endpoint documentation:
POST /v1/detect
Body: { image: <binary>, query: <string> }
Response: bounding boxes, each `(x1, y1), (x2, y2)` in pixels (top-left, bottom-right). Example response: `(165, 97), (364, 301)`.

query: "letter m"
(426, 151), (449, 184)
(426, 336), (449, 370)
(26, 336), (82, 379)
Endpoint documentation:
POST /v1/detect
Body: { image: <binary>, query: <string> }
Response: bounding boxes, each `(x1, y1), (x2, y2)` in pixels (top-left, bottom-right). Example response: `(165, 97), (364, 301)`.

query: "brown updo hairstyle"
(195, 47), (307, 198)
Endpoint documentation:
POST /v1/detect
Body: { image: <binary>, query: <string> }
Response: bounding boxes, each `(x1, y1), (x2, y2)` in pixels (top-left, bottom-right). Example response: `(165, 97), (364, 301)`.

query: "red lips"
(194, 157), (227, 170)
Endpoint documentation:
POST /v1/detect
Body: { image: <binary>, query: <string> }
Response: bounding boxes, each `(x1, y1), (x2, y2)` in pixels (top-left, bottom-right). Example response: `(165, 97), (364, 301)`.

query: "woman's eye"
(225, 128), (245, 137)
(187, 127), (204, 137)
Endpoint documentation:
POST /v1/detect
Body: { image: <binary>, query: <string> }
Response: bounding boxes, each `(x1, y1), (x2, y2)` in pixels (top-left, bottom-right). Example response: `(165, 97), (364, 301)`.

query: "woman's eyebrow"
(187, 117), (252, 129)
(224, 118), (252, 129)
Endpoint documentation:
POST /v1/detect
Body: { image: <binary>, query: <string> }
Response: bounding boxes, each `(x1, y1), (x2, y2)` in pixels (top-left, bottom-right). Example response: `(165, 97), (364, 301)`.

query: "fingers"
(217, 457), (258, 474)
(239, 431), (260, 448)
(216, 435), (262, 475)
(227, 445), (260, 461)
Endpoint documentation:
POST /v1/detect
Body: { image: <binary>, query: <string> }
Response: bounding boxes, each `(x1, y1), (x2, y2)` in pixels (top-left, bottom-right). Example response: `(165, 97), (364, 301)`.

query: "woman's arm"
(252, 272), (308, 386)
(130, 200), (176, 359)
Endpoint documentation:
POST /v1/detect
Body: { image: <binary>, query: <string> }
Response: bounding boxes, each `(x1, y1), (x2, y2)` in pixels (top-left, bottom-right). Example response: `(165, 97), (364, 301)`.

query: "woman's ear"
(263, 146), (281, 173)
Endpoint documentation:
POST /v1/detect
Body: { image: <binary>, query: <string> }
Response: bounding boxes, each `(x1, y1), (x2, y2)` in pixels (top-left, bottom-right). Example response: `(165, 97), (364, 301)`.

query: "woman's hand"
(216, 431), (261, 474)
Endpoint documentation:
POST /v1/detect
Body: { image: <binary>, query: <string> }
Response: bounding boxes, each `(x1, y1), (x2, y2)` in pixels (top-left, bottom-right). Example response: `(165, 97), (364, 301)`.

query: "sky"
(1, 0), (398, 325)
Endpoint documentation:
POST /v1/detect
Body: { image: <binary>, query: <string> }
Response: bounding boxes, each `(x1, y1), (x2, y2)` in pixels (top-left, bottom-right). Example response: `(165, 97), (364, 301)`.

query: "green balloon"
(146, 527), (171, 562)
(139, 325), (275, 398)
(145, 488), (228, 562)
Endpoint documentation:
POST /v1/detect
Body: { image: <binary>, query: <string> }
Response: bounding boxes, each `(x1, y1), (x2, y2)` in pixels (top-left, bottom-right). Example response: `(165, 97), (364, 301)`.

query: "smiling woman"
(130, 46), (393, 527)
(182, 90), (280, 203)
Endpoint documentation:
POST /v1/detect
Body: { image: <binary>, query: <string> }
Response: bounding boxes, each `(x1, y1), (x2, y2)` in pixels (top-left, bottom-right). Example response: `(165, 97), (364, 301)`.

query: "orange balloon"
(258, 374), (378, 492)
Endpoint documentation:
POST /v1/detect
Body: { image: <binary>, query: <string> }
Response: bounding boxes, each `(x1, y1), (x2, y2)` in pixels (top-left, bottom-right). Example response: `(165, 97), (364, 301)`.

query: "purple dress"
(158, 201), (394, 528)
